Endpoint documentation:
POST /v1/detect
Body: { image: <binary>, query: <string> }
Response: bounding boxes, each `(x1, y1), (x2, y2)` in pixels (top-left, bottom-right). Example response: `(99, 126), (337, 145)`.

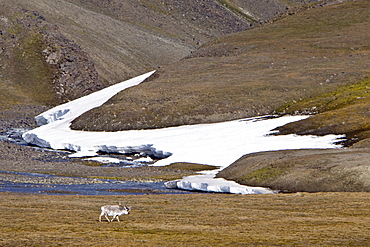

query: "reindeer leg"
(111, 215), (119, 222)
(104, 214), (111, 222)
(99, 213), (103, 222)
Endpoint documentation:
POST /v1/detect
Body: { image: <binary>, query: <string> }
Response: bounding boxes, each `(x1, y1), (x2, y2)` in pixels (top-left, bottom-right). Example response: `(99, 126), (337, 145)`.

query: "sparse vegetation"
(275, 77), (370, 146)
(217, 148), (370, 193)
(1, 192), (370, 246)
(278, 77), (370, 114)
(164, 162), (218, 172)
(240, 164), (290, 183)
(0, 10), (57, 108)
(11, 31), (57, 105)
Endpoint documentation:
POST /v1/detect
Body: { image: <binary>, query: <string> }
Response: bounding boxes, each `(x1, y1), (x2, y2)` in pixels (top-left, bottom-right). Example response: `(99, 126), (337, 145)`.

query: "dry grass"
(1, 192), (370, 246)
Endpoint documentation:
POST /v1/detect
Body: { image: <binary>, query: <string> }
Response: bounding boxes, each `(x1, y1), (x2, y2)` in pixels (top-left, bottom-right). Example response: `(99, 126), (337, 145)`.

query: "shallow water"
(0, 171), (194, 195)
(0, 129), (194, 195)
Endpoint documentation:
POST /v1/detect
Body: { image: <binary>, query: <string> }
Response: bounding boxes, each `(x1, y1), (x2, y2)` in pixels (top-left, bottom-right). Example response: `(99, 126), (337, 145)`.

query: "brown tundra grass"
(1, 192), (370, 246)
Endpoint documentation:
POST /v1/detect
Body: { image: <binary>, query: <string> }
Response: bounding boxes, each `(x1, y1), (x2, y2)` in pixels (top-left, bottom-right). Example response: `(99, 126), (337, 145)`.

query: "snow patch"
(35, 109), (70, 126)
(22, 71), (344, 195)
(96, 144), (172, 159)
(165, 173), (274, 194)
(85, 157), (121, 164)
(34, 70), (156, 126)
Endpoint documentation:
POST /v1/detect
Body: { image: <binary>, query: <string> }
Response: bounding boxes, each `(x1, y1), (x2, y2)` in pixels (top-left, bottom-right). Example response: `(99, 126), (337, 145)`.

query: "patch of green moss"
(0, 82), (24, 107)
(241, 165), (289, 183)
(165, 162), (218, 172)
(11, 31), (58, 106)
(278, 77), (370, 114)
(8, 22), (23, 36)
(82, 160), (104, 167)
(275, 77), (370, 146)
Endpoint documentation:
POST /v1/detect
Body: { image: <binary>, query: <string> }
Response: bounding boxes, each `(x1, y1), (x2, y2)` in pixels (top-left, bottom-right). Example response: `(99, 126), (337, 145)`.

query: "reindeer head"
(124, 205), (131, 214)
(118, 202), (130, 213)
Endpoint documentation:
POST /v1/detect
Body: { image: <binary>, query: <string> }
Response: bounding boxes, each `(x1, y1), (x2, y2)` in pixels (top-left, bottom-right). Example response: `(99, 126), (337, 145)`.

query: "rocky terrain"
(10, 0), (252, 83)
(6, 0), (330, 84)
(0, 4), (106, 107)
(0, 0), (369, 193)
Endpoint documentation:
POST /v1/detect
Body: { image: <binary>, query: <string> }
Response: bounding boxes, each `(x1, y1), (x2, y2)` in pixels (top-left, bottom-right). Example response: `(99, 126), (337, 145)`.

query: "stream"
(0, 128), (194, 195)
(0, 171), (193, 195)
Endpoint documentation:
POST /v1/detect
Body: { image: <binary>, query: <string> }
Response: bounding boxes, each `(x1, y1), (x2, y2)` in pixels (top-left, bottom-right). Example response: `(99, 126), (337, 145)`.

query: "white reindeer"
(99, 202), (130, 222)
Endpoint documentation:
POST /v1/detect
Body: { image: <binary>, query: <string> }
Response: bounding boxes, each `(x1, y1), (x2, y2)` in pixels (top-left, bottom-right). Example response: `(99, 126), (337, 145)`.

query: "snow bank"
(34, 70), (156, 126)
(165, 173), (275, 194)
(22, 71), (344, 195)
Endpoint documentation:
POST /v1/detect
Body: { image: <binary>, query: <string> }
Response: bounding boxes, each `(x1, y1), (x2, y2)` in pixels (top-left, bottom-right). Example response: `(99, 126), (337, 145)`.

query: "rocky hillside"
(2, 0), (314, 109)
(0, 3), (106, 107)
(71, 0), (370, 138)
(5, 0), (326, 85)
(10, 0), (254, 84)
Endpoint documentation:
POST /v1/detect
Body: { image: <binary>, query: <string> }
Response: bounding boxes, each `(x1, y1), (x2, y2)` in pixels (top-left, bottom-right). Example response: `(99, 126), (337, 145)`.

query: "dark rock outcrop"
(0, 5), (106, 106)
(42, 25), (106, 102)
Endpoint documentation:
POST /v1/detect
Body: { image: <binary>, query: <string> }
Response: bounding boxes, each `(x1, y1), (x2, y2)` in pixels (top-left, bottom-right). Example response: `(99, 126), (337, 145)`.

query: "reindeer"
(99, 202), (130, 222)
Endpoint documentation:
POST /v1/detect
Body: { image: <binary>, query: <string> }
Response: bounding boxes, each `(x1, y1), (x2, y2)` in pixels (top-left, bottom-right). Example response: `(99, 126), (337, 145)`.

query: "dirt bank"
(217, 148), (370, 192)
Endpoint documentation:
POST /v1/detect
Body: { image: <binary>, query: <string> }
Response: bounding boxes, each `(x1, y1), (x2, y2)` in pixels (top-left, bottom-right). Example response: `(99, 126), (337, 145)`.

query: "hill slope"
(10, 0), (257, 83)
(0, 3), (106, 107)
(71, 0), (370, 138)
(2, 0), (311, 109)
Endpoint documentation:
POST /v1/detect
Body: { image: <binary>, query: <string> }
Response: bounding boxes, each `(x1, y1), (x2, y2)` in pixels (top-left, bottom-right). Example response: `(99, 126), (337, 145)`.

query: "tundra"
(99, 203), (130, 222)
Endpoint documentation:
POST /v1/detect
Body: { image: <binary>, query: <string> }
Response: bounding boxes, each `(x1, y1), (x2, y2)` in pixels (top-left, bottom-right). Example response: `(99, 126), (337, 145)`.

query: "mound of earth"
(216, 148), (370, 193)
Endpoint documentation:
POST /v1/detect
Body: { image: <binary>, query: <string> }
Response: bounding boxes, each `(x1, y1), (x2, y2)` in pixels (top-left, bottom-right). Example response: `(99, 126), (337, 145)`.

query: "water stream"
(0, 129), (194, 195)
(0, 171), (193, 195)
